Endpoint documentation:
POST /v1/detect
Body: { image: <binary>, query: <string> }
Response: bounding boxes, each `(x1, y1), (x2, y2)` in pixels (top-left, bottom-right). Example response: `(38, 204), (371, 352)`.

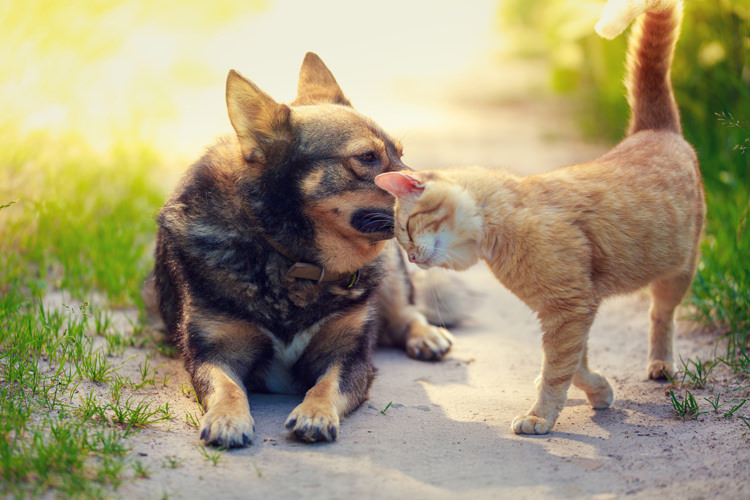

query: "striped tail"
(596, 0), (683, 135)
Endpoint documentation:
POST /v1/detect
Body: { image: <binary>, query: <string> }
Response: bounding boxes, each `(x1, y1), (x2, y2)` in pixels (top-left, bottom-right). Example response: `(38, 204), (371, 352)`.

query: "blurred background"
(0, 0), (507, 163)
(0, 0), (748, 345)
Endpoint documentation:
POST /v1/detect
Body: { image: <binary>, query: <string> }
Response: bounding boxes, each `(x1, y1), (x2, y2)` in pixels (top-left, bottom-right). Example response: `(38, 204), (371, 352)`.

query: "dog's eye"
(357, 152), (378, 164)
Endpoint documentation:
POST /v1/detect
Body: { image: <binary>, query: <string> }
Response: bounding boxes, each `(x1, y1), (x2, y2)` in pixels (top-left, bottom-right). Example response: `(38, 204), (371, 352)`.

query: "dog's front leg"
(194, 362), (255, 448)
(284, 307), (375, 442)
(284, 363), (350, 442)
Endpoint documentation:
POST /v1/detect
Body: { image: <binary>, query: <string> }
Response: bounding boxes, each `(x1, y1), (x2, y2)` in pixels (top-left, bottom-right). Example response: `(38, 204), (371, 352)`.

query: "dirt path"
(117, 273), (748, 499)
(111, 59), (749, 499)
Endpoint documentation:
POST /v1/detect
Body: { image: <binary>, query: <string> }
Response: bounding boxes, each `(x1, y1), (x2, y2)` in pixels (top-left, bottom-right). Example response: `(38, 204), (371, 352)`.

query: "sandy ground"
(112, 276), (750, 500)
(92, 60), (750, 499)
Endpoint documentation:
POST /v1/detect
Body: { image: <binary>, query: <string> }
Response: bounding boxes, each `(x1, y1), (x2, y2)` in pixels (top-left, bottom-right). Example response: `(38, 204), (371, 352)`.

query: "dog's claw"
(285, 402), (339, 443)
(406, 325), (454, 361)
(199, 408), (255, 448)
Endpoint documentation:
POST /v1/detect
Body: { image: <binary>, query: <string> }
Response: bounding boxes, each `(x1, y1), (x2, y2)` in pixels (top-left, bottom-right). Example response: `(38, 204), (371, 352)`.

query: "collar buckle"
(286, 262), (359, 286)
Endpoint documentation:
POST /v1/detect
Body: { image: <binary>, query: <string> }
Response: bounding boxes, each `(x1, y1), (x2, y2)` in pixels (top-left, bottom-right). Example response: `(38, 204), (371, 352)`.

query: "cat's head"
(375, 171), (482, 271)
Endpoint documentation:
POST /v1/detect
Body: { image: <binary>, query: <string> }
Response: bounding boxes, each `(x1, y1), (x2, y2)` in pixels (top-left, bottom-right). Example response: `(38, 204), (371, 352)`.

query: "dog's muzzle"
(350, 208), (394, 238)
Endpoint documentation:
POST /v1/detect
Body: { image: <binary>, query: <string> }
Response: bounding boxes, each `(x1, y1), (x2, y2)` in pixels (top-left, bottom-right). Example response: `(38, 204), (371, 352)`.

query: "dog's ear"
(226, 69), (294, 164)
(295, 52), (352, 106)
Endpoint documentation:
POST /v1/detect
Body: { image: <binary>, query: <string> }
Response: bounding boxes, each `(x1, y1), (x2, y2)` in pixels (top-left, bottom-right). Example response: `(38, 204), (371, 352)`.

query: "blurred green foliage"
(0, 127), (165, 306)
(0, 0), (266, 155)
(0, 0), (266, 306)
(499, 0), (749, 352)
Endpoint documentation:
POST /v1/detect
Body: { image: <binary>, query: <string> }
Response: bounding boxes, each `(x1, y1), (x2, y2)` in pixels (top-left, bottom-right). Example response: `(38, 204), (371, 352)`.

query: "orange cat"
(375, 0), (704, 435)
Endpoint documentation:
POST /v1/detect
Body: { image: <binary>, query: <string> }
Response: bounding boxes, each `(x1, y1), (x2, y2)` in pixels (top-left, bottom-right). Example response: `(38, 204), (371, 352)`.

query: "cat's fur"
(143, 53), (454, 448)
(374, 0), (704, 435)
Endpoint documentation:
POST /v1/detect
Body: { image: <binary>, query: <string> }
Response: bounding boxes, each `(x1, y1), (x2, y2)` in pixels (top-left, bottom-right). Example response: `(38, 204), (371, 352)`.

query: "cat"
(374, 0), (705, 435)
(144, 53), (455, 448)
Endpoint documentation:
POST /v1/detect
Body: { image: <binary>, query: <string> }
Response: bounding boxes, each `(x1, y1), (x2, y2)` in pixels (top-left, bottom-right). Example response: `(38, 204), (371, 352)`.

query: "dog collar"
(260, 232), (360, 287)
(287, 263), (360, 286)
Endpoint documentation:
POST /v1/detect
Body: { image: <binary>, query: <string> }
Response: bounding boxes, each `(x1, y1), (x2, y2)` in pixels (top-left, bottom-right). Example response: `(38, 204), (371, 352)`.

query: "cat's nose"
(408, 254), (417, 263)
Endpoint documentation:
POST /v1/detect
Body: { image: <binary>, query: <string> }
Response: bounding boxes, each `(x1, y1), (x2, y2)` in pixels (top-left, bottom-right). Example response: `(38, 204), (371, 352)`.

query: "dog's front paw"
(285, 401), (339, 443)
(200, 407), (255, 448)
(511, 414), (554, 435)
(407, 324), (454, 361)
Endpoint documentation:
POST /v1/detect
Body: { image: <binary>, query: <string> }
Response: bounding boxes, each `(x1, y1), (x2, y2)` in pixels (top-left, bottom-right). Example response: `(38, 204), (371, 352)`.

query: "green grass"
(670, 355), (749, 428)
(0, 129), (175, 497)
(0, 292), (148, 498)
(0, 290), (180, 498)
(380, 401), (394, 415)
(1, 130), (164, 306)
(669, 389), (705, 420)
(679, 356), (715, 390)
(196, 445), (224, 466)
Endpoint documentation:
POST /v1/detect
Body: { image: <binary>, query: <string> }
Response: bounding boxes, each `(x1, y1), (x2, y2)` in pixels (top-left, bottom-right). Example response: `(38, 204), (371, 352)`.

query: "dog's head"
(226, 53), (407, 274)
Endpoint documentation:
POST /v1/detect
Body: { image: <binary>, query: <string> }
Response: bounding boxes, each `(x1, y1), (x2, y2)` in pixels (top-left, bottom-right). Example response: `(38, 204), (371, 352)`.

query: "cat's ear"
(226, 69), (294, 164)
(295, 52), (352, 106)
(374, 172), (425, 199)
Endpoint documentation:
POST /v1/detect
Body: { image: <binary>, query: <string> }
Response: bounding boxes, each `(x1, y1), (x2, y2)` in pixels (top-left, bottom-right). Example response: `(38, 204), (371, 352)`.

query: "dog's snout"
(388, 157), (410, 173)
(350, 208), (394, 237)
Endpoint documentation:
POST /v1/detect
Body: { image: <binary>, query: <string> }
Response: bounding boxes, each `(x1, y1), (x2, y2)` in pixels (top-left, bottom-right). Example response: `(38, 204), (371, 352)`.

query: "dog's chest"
(262, 324), (318, 394)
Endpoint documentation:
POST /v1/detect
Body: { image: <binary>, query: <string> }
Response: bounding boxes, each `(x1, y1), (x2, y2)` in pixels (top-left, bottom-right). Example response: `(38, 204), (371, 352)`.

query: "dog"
(142, 53), (455, 447)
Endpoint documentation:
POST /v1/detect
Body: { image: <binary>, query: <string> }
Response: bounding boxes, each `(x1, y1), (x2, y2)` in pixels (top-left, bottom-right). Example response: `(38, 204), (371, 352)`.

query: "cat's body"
(375, 0), (704, 434)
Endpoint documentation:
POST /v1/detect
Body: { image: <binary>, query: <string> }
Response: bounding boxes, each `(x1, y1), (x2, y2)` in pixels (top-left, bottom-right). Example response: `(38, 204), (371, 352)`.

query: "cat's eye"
(356, 152), (378, 164)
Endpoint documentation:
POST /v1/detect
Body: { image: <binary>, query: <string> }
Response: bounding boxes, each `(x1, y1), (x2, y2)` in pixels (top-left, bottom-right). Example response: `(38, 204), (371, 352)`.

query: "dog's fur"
(143, 53), (454, 447)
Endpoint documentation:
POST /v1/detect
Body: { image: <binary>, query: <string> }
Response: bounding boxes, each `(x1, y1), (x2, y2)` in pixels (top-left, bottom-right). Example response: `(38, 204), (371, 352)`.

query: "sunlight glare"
(2, 0), (501, 164)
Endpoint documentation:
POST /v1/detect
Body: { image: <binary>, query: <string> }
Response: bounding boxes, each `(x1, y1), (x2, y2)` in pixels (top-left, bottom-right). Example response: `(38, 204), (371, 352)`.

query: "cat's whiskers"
(428, 281), (449, 328)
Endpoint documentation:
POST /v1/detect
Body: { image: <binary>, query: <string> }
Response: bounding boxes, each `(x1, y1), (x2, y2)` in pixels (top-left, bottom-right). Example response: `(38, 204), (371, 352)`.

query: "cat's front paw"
(200, 407), (255, 448)
(647, 360), (675, 380)
(285, 401), (339, 443)
(586, 383), (614, 409)
(406, 324), (454, 361)
(511, 414), (554, 435)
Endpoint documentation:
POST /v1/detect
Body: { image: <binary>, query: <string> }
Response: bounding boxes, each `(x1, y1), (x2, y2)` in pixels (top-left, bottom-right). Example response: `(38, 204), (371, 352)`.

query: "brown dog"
(143, 53), (454, 448)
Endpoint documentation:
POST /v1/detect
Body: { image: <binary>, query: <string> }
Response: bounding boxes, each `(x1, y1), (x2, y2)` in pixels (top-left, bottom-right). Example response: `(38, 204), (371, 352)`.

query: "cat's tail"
(595, 0), (683, 136)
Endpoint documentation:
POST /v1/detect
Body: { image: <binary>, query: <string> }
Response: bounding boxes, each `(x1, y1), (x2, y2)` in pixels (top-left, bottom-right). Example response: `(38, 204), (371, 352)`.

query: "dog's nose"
(350, 208), (394, 237)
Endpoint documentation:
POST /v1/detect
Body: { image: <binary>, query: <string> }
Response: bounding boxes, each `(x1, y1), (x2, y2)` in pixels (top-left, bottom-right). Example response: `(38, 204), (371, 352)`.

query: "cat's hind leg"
(512, 306), (597, 435)
(647, 270), (693, 380)
(573, 347), (613, 409)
